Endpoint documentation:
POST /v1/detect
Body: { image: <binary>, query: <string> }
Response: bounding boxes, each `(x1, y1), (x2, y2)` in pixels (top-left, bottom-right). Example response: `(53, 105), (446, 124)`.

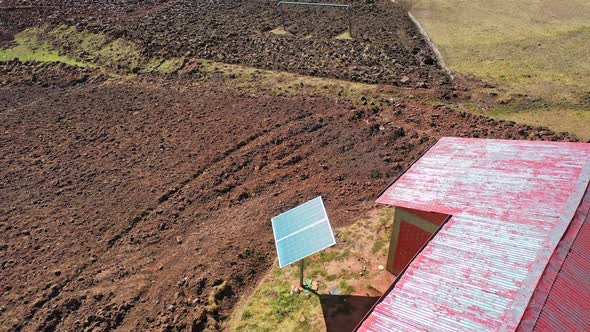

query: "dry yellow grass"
(411, 0), (590, 139)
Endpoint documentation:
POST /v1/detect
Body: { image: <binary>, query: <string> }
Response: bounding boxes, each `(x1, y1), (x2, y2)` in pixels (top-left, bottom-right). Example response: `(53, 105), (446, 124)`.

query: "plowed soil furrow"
(0, 63), (577, 331)
(1, 0), (448, 87)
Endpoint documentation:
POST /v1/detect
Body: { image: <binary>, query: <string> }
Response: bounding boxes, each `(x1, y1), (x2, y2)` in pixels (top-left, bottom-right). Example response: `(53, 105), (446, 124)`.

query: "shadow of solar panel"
(271, 196), (336, 267)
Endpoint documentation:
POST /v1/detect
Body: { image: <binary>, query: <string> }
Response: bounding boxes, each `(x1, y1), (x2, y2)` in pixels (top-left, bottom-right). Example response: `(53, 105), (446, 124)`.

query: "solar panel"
(271, 196), (336, 268)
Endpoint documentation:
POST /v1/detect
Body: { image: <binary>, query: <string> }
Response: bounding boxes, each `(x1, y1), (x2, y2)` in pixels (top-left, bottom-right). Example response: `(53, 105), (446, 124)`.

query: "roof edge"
(518, 183), (590, 331)
(375, 138), (440, 203)
(353, 213), (453, 331)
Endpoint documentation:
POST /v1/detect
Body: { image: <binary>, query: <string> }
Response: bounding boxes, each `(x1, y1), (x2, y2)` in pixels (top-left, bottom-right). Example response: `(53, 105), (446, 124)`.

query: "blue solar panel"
(271, 196), (336, 267)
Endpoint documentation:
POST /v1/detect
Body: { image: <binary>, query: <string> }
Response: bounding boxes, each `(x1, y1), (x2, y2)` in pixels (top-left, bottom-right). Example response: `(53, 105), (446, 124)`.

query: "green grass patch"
(271, 27), (291, 35)
(376, 208), (393, 230)
(272, 267), (284, 277)
(309, 268), (328, 279)
(0, 29), (91, 67)
(48, 25), (108, 60)
(0, 24), (185, 75)
(486, 105), (590, 141)
(96, 38), (144, 72)
(338, 280), (355, 295)
(230, 273), (321, 332)
(371, 238), (386, 255)
(335, 31), (353, 40)
(227, 208), (396, 331)
(226, 241), (357, 331)
(196, 58), (382, 102)
(156, 58), (186, 74)
(411, 0), (590, 138)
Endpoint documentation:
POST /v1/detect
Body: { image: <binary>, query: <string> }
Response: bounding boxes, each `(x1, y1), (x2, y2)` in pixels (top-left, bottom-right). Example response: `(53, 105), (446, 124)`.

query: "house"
(357, 137), (590, 331)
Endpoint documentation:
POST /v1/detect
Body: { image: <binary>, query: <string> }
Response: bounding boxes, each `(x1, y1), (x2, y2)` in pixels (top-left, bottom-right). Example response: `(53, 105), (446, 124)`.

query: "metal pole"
(347, 6), (352, 35)
(299, 259), (305, 287)
(278, 3), (286, 29)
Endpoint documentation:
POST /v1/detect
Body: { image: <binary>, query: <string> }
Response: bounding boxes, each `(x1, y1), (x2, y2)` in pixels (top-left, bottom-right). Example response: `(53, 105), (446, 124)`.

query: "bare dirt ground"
(0, 0), (447, 87)
(0, 1), (582, 331)
(0, 60), (576, 331)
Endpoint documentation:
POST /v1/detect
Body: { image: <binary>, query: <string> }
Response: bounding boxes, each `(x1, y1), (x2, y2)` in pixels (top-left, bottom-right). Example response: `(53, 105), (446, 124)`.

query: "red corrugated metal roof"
(518, 185), (590, 331)
(358, 137), (590, 332)
(532, 190), (590, 331)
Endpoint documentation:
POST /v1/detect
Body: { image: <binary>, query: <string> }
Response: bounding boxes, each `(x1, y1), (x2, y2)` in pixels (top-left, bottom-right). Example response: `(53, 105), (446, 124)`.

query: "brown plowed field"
(0, 0), (446, 86)
(0, 61), (576, 331)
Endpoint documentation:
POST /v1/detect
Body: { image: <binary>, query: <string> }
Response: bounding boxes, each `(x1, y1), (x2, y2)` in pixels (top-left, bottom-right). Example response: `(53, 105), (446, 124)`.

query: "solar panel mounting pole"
(299, 259), (305, 287)
(271, 196), (336, 289)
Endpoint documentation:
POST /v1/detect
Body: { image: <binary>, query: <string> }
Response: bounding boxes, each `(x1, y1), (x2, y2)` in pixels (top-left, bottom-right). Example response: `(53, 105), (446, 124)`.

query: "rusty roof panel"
(359, 138), (590, 332)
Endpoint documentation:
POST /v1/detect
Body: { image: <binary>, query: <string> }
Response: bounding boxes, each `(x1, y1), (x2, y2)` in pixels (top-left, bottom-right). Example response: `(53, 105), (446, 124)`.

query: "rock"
(176, 236), (183, 244)
(191, 307), (207, 331)
(400, 76), (410, 84)
(423, 56), (435, 65)
(206, 316), (219, 330)
(194, 306), (206, 320)
(329, 286), (342, 295)
(311, 280), (319, 291)
(291, 285), (302, 294)
(205, 303), (219, 313)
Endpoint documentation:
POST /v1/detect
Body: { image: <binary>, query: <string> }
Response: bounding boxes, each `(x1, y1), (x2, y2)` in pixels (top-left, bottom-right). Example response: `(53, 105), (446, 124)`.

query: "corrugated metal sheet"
(518, 185), (590, 331)
(359, 137), (590, 332)
(532, 190), (590, 331)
